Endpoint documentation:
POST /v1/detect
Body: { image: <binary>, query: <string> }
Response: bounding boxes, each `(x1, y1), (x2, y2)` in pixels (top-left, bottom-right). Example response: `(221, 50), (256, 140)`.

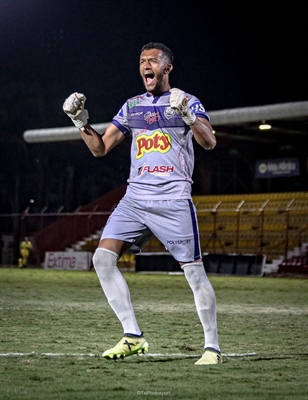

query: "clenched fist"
(63, 92), (89, 129)
(170, 88), (196, 126)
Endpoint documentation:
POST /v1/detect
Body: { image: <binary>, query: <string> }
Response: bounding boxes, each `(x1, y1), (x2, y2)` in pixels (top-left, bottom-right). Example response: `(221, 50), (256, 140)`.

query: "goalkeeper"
(63, 42), (221, 365)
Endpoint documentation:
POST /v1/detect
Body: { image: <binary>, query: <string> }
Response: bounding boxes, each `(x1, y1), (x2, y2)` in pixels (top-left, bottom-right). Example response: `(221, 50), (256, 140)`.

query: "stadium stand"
(278, 255), (308, 274)
(142, 191), (308, 273)
(33, 189), (308, 274)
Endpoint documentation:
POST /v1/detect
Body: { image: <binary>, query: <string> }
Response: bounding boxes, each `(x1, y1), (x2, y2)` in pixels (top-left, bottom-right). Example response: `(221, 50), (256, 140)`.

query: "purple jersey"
(112, 90), (209, 200)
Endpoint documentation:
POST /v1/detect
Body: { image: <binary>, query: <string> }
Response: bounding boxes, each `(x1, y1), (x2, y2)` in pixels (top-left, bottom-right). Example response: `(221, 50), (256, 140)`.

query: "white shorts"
(101, 195), (202, 263)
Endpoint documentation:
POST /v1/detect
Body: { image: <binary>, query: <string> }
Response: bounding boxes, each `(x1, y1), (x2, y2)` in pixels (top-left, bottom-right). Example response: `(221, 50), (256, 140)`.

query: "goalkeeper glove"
(169, 88), (196, 126)
(63, 92), (89, 129)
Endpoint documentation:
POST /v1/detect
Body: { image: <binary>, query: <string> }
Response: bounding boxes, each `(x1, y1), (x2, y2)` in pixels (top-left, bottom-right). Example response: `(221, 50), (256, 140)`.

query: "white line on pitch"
(0, 352), (257, 358)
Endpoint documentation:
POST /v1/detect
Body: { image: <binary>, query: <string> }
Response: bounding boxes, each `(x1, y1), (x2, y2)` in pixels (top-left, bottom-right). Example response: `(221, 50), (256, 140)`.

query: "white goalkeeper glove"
(169, 88), (196, 126)
(63, 92), (89, 129)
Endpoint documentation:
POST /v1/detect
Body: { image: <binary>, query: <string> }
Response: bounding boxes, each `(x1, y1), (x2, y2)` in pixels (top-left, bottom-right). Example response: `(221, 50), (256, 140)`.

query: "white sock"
(93, 248), (142, 336)
(181, 262), (220, 352)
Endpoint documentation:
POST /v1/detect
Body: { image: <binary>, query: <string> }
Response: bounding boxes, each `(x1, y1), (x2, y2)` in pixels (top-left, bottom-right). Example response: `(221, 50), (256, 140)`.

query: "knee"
(92, 248), (119, 270)
(181, 261), (205, 282)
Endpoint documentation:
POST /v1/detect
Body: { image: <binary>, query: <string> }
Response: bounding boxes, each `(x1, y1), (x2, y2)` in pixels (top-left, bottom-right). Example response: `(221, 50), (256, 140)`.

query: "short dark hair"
(141, 42), (174, 64)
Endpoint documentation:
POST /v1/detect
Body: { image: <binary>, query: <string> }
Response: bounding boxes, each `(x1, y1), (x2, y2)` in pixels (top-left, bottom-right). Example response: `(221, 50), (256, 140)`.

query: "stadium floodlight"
(258, 121), (272, 130)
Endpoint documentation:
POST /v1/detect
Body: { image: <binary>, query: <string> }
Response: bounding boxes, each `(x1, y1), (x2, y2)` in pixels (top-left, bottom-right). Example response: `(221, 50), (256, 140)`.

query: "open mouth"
(144, 72), (155, 85)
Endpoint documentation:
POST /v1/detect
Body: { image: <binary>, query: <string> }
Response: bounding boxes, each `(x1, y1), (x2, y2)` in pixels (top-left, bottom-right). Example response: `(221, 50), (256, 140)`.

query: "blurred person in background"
(18, 237), (33, 268)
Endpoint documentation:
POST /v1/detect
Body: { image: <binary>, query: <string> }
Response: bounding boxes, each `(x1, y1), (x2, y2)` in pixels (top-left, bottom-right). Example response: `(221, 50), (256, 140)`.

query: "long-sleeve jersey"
(111, 90), (209, 200)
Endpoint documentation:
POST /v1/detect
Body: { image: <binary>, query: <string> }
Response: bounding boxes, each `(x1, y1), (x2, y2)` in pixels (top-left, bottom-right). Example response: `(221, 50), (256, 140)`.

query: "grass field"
(0, 267), (307, 400)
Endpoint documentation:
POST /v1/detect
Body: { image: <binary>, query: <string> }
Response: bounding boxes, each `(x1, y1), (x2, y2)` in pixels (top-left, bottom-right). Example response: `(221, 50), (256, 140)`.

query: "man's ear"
(164, 64), (173, 74)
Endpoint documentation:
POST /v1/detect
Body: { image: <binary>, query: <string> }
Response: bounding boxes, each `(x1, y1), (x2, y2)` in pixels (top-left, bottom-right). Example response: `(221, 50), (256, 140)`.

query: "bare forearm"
(80, 124), (106, 157)
(80, 122), (125, 157)
(191, 118), (216, 150)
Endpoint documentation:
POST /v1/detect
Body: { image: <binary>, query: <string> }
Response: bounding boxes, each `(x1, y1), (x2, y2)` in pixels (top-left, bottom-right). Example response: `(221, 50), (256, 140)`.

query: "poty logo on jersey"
(144, 111), (160, 124)
(136, 131), (171, 159)
(137, 165), (175, 176)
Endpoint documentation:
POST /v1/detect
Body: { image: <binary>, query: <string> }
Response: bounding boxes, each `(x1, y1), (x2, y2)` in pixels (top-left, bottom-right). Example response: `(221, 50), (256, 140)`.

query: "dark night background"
(0, 0), (307, 217)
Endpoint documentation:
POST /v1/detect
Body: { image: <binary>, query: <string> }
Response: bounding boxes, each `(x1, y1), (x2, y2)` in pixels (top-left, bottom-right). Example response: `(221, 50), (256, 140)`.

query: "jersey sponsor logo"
(131, 111), (143, 117)
(191, 101), (206, 114)
(133, 127), (148, 137)
(166, 239), (192, 245)
(144, 111), (160, 124)
(164, 106), (175, 120)
(136, 131), (171, 159)
(137, 165), (175, 176)
(128, 95), (145, 108)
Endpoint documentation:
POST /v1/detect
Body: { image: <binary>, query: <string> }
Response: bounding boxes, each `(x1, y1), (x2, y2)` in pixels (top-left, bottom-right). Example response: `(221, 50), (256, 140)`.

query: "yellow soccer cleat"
(103, 336), (149, 360)
(195, 348), (223, 365)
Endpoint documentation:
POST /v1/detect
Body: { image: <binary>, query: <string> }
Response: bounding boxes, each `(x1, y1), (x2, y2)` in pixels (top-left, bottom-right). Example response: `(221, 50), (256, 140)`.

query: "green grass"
(0, 268), (308, 399)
